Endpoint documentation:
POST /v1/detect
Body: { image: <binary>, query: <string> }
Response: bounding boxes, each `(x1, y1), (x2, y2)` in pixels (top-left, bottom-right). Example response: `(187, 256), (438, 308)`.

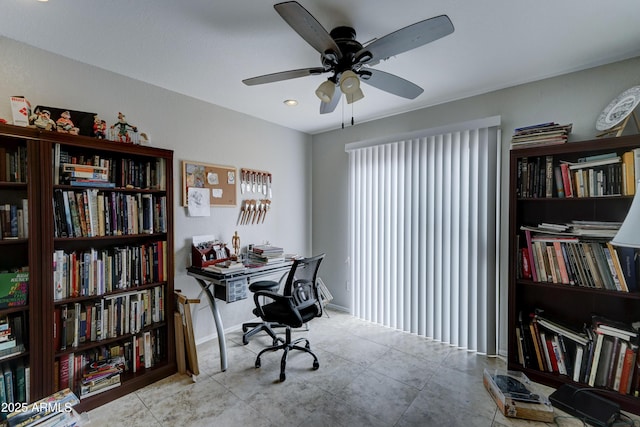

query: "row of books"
(0, 146), (27, 184)
(0, 200), (28, 240)
(247, 244), (285, 266)
(517, 312), (640, 396)
(517, 150), (640, 199)
(55, 330), (165, 399)
(53, 189), (167, 238)
(54, 144), (167, 191)
(53, 241), (168, 300)
(520, 228), (636, 292)
(54, 286), (165, 350)
(0, 360), (29, 409)
(510, 122), (572, 150)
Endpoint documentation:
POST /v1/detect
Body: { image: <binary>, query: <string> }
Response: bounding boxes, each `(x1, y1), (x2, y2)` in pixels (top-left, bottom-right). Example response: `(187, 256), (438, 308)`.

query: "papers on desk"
(204, 262), (245, 274)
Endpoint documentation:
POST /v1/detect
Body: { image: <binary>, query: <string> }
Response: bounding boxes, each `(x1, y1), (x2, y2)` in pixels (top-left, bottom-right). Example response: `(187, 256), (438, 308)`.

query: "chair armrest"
(253, 290), (295, 318)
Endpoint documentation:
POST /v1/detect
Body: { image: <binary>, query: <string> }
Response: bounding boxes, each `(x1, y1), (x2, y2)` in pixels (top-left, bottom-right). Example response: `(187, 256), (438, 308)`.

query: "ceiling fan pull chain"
(351, 103), (355, 126)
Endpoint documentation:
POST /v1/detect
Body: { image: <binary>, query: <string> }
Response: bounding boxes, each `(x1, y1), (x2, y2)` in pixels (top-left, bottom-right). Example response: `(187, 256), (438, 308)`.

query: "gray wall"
(311, 56), (640, 355)
(0, 37), (312, 343)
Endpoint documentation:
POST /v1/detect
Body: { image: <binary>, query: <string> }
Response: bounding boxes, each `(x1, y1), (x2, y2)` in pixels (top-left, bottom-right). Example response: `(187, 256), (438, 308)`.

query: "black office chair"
(251, 253), (325, 382)
(241, 278), (287, 345)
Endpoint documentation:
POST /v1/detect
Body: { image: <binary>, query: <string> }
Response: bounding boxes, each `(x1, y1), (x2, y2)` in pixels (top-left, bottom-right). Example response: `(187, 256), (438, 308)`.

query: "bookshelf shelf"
(516, 279), (640, 300)
(0, 123), (175, 412)
(509, 133), (640, 414)
(54, 321), (167, 358)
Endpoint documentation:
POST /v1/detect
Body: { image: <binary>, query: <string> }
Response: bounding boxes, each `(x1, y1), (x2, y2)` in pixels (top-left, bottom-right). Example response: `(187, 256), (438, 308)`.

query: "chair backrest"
(284, 253), (325, 315)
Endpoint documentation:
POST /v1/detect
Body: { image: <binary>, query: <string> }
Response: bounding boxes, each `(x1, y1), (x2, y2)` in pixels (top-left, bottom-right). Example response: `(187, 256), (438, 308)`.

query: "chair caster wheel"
(280, 373), (286, 382)
(312, 360), (319, 370)
(255, 359), (261, 368)
(243, 336), (249, 345)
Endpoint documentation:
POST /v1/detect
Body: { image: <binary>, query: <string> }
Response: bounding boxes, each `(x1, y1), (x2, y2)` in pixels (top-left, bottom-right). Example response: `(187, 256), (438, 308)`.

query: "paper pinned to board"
(188, 187), (210, 216)
(212, 188), (223, 198)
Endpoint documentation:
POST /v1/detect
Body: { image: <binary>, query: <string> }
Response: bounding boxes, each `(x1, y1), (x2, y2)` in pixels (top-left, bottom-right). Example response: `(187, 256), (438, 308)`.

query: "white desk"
(186, 262), (292, 371)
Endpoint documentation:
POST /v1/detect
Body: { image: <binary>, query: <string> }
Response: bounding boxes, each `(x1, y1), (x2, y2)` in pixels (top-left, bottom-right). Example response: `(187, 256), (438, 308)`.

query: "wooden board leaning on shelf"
(175, 291), (199, 376)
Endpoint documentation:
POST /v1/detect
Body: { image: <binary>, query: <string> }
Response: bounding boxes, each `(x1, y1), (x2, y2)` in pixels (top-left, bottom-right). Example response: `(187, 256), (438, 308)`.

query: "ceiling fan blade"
(362, 69), (424, 99)
(274, 1), (342, 58)
(242, 67), (325, 86)
(359, 15), (454, 65)
(320, 86), (342, 114)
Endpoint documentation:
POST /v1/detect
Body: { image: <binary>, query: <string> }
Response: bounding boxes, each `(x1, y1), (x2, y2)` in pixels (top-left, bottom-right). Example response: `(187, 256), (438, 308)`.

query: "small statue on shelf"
(55, 111), (79, 135)
(28, 108), (56, 131)
(111, 112), (138, 143)
(93, 114), (107, 139)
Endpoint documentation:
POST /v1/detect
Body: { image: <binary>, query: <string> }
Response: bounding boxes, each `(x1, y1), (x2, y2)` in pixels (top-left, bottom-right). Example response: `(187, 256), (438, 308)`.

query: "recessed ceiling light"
(37, 0), (49, 2)
(283, 99), (298, 106)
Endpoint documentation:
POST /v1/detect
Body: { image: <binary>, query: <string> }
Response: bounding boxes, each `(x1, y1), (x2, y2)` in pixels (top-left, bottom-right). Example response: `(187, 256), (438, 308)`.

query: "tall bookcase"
(0, 123), (175, 412)
(0, 126), (42, 410)
(508, 133), (640, 414)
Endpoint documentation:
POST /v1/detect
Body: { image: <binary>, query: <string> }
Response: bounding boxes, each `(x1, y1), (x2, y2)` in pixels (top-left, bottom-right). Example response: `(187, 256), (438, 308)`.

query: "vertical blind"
(346, 119), (500, 354)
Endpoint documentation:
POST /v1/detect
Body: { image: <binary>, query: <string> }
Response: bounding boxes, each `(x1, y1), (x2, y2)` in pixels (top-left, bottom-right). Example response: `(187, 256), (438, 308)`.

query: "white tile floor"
(86, 309), (640, 426)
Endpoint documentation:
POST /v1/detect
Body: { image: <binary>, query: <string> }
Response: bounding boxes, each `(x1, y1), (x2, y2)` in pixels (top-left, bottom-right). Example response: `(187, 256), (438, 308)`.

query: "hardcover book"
(0, 272), (28, 309)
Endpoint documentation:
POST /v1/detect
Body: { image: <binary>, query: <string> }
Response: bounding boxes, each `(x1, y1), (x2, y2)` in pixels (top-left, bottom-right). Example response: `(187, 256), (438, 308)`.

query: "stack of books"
(247, 245), (285, 265)
(79, 357), (123, 399)
(0, 314), (25, 361)
(60, 163), (115, 188)
(5, 388), (80, 427)
(510, 123), (573, 149)
(518, 311), (640, 397)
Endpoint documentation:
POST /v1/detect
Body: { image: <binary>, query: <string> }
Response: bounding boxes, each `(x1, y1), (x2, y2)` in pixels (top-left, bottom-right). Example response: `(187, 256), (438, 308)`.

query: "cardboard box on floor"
(483, 369), (554, 423)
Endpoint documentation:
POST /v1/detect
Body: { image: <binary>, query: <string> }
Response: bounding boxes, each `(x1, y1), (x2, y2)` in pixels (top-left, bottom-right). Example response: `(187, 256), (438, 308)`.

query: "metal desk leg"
(196, 278), (227, 372)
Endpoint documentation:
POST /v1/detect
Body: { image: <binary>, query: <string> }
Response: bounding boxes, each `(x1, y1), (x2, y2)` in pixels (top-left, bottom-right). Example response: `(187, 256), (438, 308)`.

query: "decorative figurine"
(139, 132), (150, 145)
(28, 108), (56, 131)
(93, 114), (107, 139)
(111, 112), (138, 143)
(55, 111), (79, 135)
(232, 231), (240, 256)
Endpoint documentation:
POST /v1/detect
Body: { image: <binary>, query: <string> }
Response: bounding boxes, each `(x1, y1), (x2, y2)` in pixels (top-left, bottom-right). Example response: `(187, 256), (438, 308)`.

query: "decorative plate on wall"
(596, 85), (640, 131)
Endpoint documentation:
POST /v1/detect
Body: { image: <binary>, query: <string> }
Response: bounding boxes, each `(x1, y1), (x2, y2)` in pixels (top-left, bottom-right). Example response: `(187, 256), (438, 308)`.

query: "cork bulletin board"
(182, 160), (237, 207)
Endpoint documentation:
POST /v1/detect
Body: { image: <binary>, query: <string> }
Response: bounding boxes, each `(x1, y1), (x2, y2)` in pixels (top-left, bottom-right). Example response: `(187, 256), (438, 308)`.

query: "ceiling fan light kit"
(346, 87), (365, 105)
(315, 79), (336, 103)
(242, 1), (454, 115)
(339, 70), (360, 95)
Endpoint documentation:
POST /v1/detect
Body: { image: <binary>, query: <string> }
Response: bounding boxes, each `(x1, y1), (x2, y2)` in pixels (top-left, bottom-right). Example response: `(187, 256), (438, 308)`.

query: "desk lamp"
(611, 183), (640, 248)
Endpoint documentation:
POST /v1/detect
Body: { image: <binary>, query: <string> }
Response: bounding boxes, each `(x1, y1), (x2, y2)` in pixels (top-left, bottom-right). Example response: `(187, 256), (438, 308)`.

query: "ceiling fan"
(242, 1), (454, 114)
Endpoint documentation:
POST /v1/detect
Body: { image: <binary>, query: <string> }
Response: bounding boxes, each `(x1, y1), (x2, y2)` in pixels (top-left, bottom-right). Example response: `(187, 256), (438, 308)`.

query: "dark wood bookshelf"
(508, 133), (640, 414)
(0, 123), (176, 412)
(0, 126), (41, 410)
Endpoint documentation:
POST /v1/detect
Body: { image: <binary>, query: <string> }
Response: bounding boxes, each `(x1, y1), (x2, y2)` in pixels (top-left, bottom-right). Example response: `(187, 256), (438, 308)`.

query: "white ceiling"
(1, 0), (639, 135)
